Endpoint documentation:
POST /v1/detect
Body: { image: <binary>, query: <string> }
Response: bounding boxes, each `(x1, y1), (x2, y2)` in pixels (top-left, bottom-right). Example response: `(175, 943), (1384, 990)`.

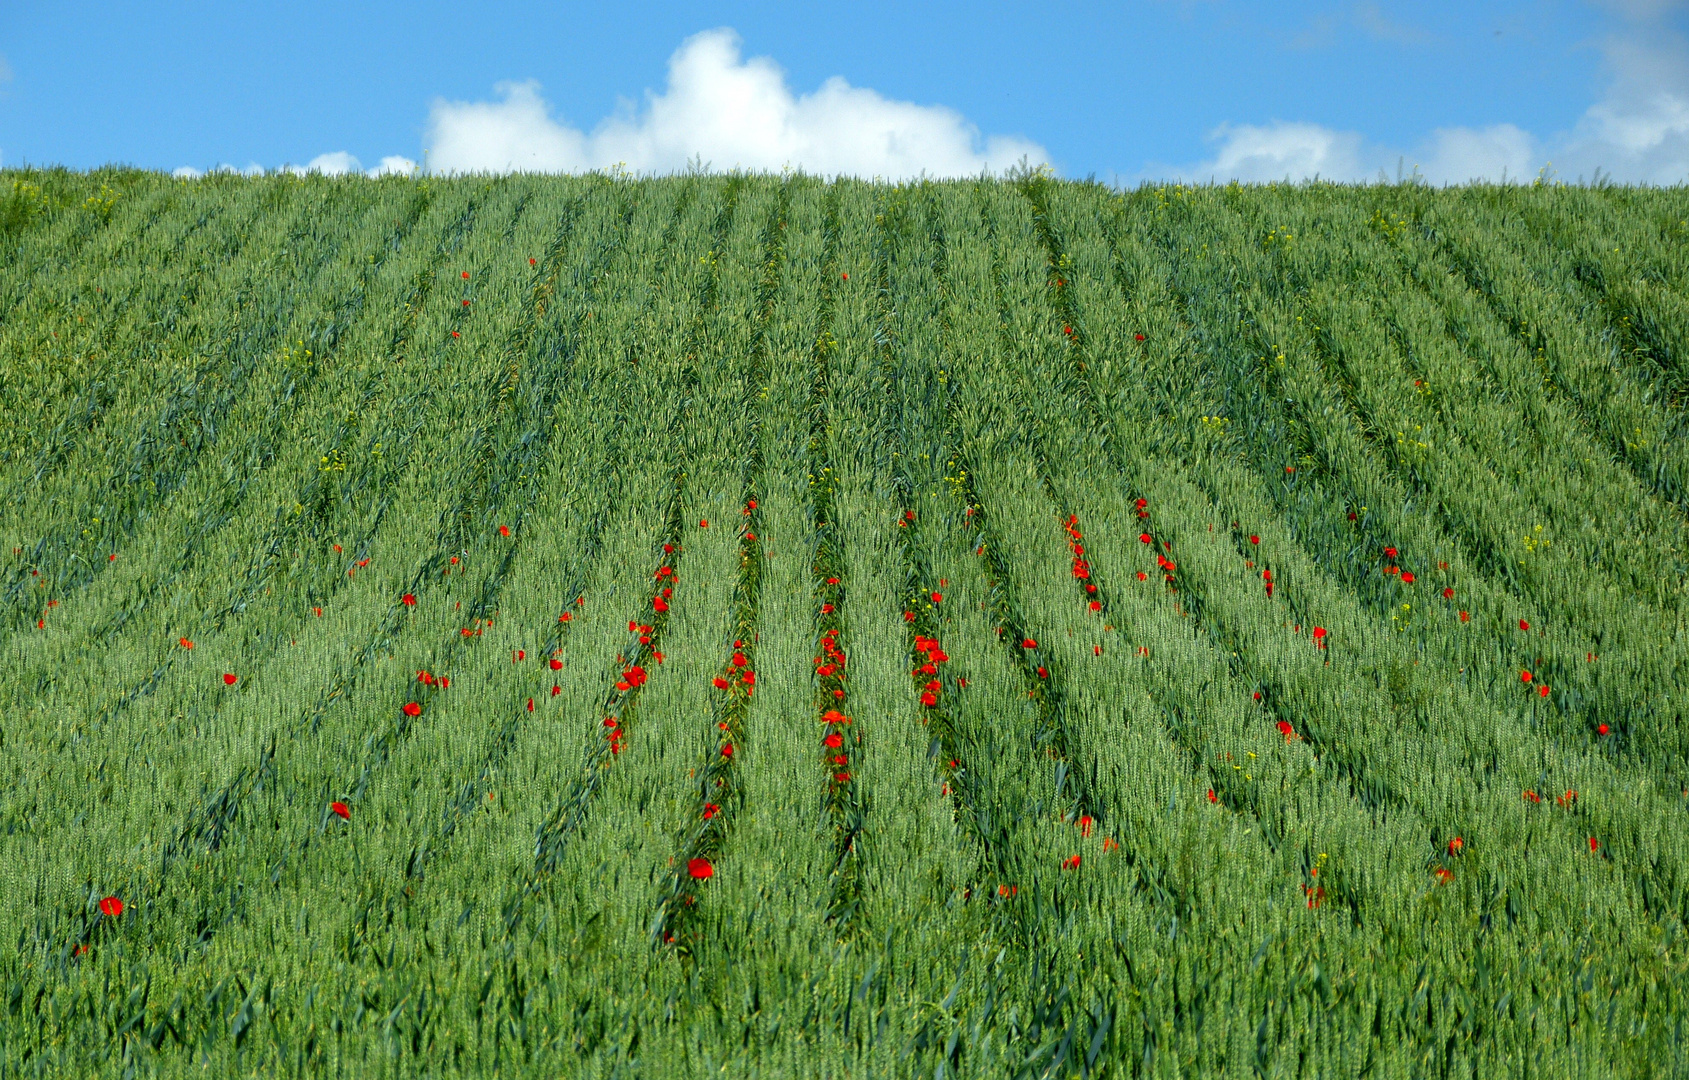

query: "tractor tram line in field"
(1057, 185), (1645, 895)
(1115, 190), (1689, 919)
(1145, 188), (1683, 755)
(0, 180), (338, 642)
(28, 182), (577, 975)
(0, 186), (501, 857)
(517, 179), (738, 912)
(47, 185), (464, 738)
(1034, 183), (1687, 1061)
(648, 182), (788, 952)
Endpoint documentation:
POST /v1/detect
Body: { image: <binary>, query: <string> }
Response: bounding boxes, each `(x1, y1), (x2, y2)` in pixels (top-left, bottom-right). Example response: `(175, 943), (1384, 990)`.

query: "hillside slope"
(2, 169), (1688, 1077)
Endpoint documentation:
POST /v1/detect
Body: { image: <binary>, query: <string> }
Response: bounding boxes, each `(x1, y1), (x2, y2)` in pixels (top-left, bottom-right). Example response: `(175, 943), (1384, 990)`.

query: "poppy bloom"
(931, 592), (942, 604)
(560, 612), (572, 622)
(1089, 600), (1101, 611)
(462, 271), (470, 279)
(1078, 815), (1094, 838)
(1249, 535), (1259, 545)
(499, 525), (510, 537)
(180, 638), (193, 648)
(223, 673), (237, 686)
(1139, 533), (1152, 544)
(1401, 573), (1415, 584)
(1459, 611), (1470, 622)
(404, 702), (421, 717)
(1207, 789), (1217, 803)
(552, 685), (561, 695)
(1448, 836), (1463, 855)
(1433, 867), (1453, 885)
(699, 520), (709, 528)
(842, 272), (849, 280)
(1521, 671), (1533, 683)
(402, 593), (416, 606)
(530, 257), (537, 265)
(1538, 684), (1550, 697)
(1384, 547), (1397, 558)
(99, 896), (123, 917)
(1523, 789), (1541, 803)
(904, 611), (916, 622)
(653, 598), (669, 612)
(549, 658), (563, 670)
(450, 556), (458, 564)
(451, 331), (459, 338)
(1135, 333), (1146, 341)
(1137, 571), (1147, 581)
(824, 733), (843, 749)
(515, 650), (526, 661)
(920, 691), (938, 707)
(1519, 619), (1530, 631)
(1022, 638), (1037, 649)
(1253, 691), (1262, 700)
(1312, 626), (1327, 641)
(331, 802), (350, 820)
(703, 803), (720, 819)
(1037, 666), (1048, 678)
(1598, 723), (1609, 735)
(826, 576), (839, 585)
(821, 603), (834, 614)
(1442, 587), (1454, 600)
(1277, 720), (1294, 738)
(721, 744), (734, 758)
(1589, 837), (1599, 852)
(688, 857), (713, 879)
(1062, 855), (1081, 870)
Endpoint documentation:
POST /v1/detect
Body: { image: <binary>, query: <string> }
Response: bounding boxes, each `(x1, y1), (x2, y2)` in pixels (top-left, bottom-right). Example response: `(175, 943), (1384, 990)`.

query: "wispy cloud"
(424, 28), (1048, 178)
(1152, 1), (1687, 183)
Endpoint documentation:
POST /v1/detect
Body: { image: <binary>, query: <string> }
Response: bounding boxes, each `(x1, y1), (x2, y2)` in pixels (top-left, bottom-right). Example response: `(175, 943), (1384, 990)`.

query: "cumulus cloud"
(276, 152), (419, 178)
(1151, 1), (1686, 184)
(425, 28), (1048, 178)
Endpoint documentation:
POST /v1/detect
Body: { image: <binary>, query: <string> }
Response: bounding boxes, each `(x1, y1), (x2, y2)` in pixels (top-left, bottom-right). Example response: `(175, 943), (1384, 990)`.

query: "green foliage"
(1, 172), (1687, 1078)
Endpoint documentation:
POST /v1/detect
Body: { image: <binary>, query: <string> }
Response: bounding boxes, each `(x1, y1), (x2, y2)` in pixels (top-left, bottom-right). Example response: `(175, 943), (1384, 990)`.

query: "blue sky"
(2, 1), (1686, 182)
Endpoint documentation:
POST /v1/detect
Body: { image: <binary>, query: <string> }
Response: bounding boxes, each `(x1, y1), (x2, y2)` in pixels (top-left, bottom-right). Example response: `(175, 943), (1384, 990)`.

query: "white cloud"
(277, 152), (419, 178)
(425, 28), (1048, 178)
(1145, 1), (1687, 184)
(1152, 120), (1542, 184)
(172, 166), (203, 179)
(367, 155), (418, 177)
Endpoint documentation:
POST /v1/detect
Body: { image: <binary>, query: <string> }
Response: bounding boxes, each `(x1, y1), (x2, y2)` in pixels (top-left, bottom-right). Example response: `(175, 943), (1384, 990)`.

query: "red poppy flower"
(404, 702), (421, 716)
(1249, 535), (1259, 545)
(824, 733), (843, 749)
(721, 744), (734, 758)
(331, 801), (350, 820)
(401, 593), (416, 606)
(699, 519), (709, 528)
(842, 272), (849, 280)
(920, 690), (937, 707)
(1521, 671), (1532, 683)
(1401, 573), (1415, 584)
(1598, 723), (1609, 735)
(826, 576), (840, 585)
(703, 803), (720, 819)
(931, 591), (942, 604)
(1037, 666), (1048, 678)
(688, 857), (713, 879)
(1089, 600), (1101, 611)
(1538, 684), (1550, 697)
(1062, 854), (1081, 870)
(1022, 638), (1037, 649)
(1448, 836), (1463, 855)
(904, 611), (915, 622)
(180, 637), (193, 649)
(451, 331), (459, 338)
(515, 650), (526, 661)
(99, 897), (123, 918)
(1137, 571), (1147, 581)
(822, 603), (834, 614)
(560, 612), (572, 622)
(109, 553), (116, 561)
(1139, 533), (1152, 544)
(1589, 837), (1599, 852)
(1311, 626), (1326, 640)
(1519, 619), (1530, 631)
(461, 271), (470, 279)
(223, 673), (237, 686)
(1078, 815), (1093, 838)
(450, 556), (458, 564)
(1442, 587), (1454, 600)
(653, 598), (669, 612)
(1459, 610), (1470, 622)
(1277, 720), (1294, 737)
(552, 685), (561, 695)
(439, 677), (449, 688)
